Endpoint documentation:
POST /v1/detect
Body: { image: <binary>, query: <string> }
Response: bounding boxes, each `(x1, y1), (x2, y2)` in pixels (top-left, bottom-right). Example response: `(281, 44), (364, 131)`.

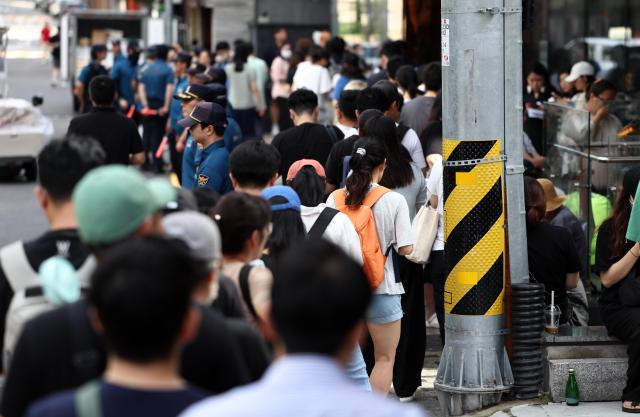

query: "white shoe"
(426, 314), (439, 328)
(398, 394), (415, 402)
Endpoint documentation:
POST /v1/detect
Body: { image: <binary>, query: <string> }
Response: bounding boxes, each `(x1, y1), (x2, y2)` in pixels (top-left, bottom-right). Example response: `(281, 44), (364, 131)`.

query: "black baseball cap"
(195, 66), (227, 85)
(174, 84), (216, 102)
(187, 62), (207, 76)
(178, 102), (228, 129)
(205, 83), (226, 103)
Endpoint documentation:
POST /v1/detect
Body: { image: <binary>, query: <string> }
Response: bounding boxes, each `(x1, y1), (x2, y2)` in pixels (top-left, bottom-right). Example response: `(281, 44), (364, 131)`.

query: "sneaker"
(426, 313), (439, 328)
(398, 394), (415, 402)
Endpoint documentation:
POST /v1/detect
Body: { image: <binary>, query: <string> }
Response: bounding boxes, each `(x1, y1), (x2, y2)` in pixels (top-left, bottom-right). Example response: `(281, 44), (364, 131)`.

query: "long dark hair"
(340, 52), (364, 79)
(288, 166), (325, 206)
(345, 137), (387, 206)
(395, 65), (419, 99)
(364, 115), (413, 189)
(234, 42), (249, 72)
(609, 166), (640, 257)
(266, 197), (306, 262)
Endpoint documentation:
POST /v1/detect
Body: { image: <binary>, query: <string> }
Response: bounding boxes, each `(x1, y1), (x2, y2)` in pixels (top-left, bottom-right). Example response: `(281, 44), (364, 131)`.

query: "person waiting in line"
(419, 92), (442, 158)
(538, 178), (589, 326)
(364, 114), (427, 402)
(372, 80), (427, 173)
(524, 62), (553, 154)
(596, 165), (640, 414)
(212, 193), (273, 326)
(330, 52), (365, 106)
(67, 76), (145, 166)
(138, 45), (174, 173)
(271, 89), (342, 180)
(285, 159), (371, 391)
(229, 140), (281, 196)
(402, 62), (440, 137)
(225, 42), (264, 141)
(180, 240), (427, 417)
(269, 41), (294, 134)
(327, 137), (414, 396)
(25, 238), (209, 417)
(178, 102), (233, 194)
(334, 89), (360, 138)
(524, 176), (580, 323)
(564, 61), (596, 110)
(395, 65), (420, 103)
(163, 211), (271, 381)
(261, 186), (306, 271)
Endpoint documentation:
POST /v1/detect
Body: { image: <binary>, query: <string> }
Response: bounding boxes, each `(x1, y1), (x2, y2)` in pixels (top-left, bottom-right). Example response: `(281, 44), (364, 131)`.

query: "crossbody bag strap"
(75, 380), (104, 417)
(308, 207), (339, 239)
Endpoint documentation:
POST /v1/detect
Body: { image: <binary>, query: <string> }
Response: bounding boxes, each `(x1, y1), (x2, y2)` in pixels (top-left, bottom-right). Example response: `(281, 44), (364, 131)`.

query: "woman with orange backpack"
(326, 137), (414, 395)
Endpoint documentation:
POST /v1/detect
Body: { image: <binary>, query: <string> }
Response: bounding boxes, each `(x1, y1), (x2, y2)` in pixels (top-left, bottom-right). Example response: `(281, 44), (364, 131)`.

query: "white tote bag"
(405, 202), (439, 264)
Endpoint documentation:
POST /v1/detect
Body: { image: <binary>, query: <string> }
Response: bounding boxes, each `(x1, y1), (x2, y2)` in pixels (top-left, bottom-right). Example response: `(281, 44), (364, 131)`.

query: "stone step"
(547, 358), (627, 402)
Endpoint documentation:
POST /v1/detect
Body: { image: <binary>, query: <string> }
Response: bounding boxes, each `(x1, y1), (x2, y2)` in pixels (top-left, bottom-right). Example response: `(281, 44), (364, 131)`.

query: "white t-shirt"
(399, 126), (427, 170)
(293, 62), (332, 96)
(335, 123), (358, 138)
(301, 204), (363, 265)
(327, 185), (414, 295)
(426, 160), (444, 251)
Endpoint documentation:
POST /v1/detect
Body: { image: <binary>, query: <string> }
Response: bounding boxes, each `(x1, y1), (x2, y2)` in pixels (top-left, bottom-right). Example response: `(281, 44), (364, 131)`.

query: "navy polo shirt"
(138, 59), (174, 103)
(223, 116), (243, 152)
(181, 134), (198, 189)
(111, 60), (137, 106)
(170, 75), (189, 133)
(78, 61), (106, 86)
(193, 140), (232, 194)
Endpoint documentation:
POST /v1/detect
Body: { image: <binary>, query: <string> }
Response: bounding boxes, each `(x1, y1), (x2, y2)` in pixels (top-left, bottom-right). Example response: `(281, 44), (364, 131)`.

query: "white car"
(0, 98), (53, 181)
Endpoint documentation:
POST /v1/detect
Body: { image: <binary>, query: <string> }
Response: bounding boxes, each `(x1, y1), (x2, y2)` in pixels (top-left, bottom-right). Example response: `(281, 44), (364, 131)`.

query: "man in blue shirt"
(111, 39), (126, 65)
(178, 102), (233, 194)
(111, 41), (140, 113)
(205, 83), (243, 151)
(167, 52), (192, 181)
(75, 44), (108, 113)
(138, 45), (174, 172)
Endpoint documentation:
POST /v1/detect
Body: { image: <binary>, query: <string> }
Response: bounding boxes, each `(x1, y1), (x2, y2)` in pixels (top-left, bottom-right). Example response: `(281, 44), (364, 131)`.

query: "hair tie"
(356, 148), (366, 156)
(213, 214), (221, 221)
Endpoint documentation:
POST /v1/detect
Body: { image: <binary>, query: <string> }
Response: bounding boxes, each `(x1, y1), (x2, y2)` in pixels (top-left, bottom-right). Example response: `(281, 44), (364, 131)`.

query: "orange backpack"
(332, 186), (390, 289)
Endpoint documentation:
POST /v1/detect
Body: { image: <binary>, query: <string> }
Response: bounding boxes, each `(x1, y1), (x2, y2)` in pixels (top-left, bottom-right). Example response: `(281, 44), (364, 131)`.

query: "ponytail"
(345, 137), (387, 206)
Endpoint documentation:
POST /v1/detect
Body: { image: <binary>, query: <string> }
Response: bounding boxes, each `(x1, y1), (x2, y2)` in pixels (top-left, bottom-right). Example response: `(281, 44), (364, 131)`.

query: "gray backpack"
(0, 241), (95, 370)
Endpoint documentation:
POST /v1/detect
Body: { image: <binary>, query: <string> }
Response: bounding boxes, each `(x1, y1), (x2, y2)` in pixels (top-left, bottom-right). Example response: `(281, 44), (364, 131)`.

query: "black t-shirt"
(211, 275), (246, 319)
(0, 229), (90, 372)
(25, 380), (207, 417)
(595, 218), (635, 307)
(271, 123), (340, 180)
(1, 301), (249, 417)
(67, 108), (143, 165)
(527, 222), (581, 321)
(324, 134), (359, 187)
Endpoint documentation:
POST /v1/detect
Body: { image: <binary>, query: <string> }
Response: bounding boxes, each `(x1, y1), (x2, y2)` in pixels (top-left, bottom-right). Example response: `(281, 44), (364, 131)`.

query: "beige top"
(221, 261), (273, 322)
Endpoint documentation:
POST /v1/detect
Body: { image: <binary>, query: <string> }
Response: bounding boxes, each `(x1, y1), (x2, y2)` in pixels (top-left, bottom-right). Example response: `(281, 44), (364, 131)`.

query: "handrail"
(553, 144), (640, 163)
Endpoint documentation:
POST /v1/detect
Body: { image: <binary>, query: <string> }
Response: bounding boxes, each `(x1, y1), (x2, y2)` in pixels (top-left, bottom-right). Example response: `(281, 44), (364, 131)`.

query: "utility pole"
(435, 0), (527, 415)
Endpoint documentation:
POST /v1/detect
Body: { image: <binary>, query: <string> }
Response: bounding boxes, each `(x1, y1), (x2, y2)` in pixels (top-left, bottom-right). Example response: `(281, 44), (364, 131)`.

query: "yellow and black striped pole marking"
(443, 139), (505, 316)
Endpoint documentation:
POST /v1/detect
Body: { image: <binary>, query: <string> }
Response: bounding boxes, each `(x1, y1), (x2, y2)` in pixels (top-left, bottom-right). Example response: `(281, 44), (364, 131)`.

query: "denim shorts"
(366, 294), (403, 324)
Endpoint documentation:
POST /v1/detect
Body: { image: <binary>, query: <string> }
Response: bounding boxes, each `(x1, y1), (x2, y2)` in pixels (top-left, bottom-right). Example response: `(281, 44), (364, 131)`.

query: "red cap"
(286, 159), (326, 181)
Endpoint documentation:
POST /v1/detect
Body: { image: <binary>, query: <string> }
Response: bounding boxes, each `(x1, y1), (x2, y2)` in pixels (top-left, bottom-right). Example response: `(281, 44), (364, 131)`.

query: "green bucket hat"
(72, 166), (176, 245)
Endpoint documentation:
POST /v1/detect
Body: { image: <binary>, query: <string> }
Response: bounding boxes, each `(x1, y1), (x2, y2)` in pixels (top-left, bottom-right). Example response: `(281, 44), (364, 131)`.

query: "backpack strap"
(341, 155), (352, 187)
(362, 186), (390, 208)
(75, 380), (104, 417)
(385, 246), (402, 283)
(76, 256), (97, 287)
(396, 123), (410, 143)
(238, 265), (258, 321)
(308, 207), (339, 239)
(0, 242), (40, 291)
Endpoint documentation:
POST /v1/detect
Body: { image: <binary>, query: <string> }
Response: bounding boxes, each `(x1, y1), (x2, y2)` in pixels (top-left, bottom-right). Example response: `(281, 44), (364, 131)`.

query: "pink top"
(270, 56), (290, 99)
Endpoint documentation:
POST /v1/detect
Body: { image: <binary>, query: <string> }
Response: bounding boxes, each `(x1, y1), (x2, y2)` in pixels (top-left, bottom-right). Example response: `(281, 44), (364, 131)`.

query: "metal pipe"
(436, 0), (526, 414)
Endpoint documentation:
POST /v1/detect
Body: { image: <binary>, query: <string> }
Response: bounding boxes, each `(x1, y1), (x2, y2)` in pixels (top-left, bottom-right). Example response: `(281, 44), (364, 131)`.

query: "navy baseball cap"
(206, 83), (227, 103)
(194, 66), (227, 85)
(261, 186), (301, 212)
(174, 84), (216, 101)
(187, 62), (207, 76)
(178, 102), (227, 128)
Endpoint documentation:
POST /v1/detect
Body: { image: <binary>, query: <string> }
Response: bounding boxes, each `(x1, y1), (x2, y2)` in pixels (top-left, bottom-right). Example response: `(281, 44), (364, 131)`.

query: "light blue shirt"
(180, 355), (427, 417)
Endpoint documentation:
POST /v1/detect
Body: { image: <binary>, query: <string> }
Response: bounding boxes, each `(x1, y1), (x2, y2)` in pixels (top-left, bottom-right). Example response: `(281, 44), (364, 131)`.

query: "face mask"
(281, 49), (292, 59)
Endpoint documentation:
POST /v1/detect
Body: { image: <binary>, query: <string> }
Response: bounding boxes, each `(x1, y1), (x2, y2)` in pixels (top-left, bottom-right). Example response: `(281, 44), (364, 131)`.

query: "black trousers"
(426, 250), (446, 345)
(167, 131), (182, 182)
(362, 257), (426, 397)
(392, 257), (426, 397)
(141, 115), (167, 172)
(602, 304), (640, 402)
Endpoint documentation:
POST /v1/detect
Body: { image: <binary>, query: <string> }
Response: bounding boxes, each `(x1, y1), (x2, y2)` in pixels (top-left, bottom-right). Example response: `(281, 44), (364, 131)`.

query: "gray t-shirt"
(225, 63), (257, 110)
(400, 96), (435, 137)
(393, 163), (427, 221)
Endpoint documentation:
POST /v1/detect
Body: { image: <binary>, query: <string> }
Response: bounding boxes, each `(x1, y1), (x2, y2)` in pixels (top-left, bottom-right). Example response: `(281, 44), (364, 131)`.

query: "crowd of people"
(14, 22), (640, 416)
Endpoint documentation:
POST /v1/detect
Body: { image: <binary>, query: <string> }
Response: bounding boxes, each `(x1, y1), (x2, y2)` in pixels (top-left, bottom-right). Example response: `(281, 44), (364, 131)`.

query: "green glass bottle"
(565, 368), (580, 406)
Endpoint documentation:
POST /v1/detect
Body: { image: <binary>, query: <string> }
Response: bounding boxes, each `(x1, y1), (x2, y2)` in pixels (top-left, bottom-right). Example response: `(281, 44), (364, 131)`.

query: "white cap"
(565, 61), (594, 83)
